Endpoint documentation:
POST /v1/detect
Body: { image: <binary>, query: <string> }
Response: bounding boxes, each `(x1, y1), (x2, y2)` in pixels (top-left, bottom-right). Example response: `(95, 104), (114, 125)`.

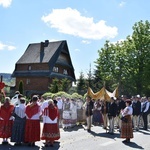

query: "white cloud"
(119, 1), (126, 7)
(74, 48), (80, 52)
(47, 39), (59, 42)
(110, 39), (125, 45)
(0, 0), (12, 8)
(81, 40), (91, 44)
(42, 7), (118, 40)
(0, 41), (16, 51)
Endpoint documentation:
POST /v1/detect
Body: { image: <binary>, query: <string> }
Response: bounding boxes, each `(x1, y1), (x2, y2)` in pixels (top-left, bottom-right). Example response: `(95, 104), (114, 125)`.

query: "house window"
(26, 79), (30, 84)
(28, 65), (32, 70)
(63, 69), (68, 75)
(53, 67), (59, 72)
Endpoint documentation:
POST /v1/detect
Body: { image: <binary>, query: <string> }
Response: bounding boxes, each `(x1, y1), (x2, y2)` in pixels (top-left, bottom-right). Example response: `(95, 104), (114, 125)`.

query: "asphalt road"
(0, 124), (150, 150)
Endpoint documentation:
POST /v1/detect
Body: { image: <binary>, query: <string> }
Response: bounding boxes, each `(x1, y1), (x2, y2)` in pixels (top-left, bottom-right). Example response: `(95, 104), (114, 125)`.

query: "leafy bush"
(71, 93), (83, 99)
(42, 91), (83, 100)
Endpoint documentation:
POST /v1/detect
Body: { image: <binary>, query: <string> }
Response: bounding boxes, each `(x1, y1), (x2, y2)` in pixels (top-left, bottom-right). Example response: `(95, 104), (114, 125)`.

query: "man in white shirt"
(141, 97), (149, 130)
(57, 97), (63, 127)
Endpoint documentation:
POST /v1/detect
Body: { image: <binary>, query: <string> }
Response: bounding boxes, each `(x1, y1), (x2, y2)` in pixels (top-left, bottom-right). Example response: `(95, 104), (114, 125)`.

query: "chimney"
(40, 42), (44, 51)
(44, 40), (49, 47)
(40, 42), (45, 63)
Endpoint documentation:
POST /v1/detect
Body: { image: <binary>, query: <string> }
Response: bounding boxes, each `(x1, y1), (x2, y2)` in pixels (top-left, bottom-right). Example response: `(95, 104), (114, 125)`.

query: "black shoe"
(122, 140), (128, 143)
(122, 139), (130, 143)
(110, 132), (114, 135)
(87, 129), (91, 132)
(31, 142), (35, 146)
(107, 132), (114, 135)
(14, 143), (21, 146)
(2, 141), (8, 145)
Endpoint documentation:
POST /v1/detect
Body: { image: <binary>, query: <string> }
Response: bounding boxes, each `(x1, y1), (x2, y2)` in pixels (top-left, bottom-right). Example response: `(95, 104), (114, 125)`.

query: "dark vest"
(107, 102), (117, 117)
(85, 101), (94, 116)
(132, 101), (141, 116)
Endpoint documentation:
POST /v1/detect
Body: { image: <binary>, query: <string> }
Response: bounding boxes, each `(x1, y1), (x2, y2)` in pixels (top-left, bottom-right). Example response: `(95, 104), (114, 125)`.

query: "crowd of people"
(0, 91), (149, 146)
(0, 93), (60, 147)
(84, 95), (150, 143)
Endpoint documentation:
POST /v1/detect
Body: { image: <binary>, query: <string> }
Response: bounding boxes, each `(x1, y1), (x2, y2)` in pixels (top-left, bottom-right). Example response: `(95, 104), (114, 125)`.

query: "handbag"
(121, 116), (128, 123)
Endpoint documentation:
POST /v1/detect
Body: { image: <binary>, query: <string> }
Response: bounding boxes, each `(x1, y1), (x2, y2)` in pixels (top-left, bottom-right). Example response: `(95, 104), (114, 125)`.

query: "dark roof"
(12, 40), (76, 81)
(50, 72), (75, 81)
(12, 70), (50, 77)
(17, 40), (63, 64)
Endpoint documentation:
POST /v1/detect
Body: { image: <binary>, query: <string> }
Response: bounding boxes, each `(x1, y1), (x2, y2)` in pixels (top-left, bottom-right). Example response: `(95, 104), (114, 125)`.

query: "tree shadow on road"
(137, 129), (150, 135)
(62, 124), (83, 132)
(0, 143), (40, 150)
(88, 130), (120, 140)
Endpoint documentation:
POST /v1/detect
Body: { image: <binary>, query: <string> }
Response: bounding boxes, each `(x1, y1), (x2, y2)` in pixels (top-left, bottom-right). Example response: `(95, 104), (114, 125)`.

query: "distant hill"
(0, 73), (15, 86)
(0, 73), (12, 81)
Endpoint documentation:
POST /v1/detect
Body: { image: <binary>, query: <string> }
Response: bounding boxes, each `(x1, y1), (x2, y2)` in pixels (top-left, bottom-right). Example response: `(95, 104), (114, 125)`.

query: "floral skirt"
(41, 123), (60, 141)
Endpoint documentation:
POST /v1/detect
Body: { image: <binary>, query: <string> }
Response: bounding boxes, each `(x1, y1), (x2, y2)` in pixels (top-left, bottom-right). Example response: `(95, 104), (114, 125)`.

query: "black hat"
(20, 97), (26, 103)
(125, 99), (132, 105)
(18, 94), (23, 99)
(32, 95), (38, 102)
(53, 99), (57, 105)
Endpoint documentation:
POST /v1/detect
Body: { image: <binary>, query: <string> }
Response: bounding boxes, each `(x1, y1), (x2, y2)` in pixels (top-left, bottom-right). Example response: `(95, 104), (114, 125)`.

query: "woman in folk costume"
(0, 97), (14, 144)
(25, 95), (42, 146)
(120, 99), (133, 143)
(70, 98), (77, 127)
(62, 98), (72, 129)
(41, 99), (60, 147)
(92, 99), (103, 126)
(11, 97), (26, 146)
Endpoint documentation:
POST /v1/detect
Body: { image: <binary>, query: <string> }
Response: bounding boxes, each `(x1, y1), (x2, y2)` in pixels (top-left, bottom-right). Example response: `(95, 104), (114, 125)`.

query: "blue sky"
(0, 0), (149, 79)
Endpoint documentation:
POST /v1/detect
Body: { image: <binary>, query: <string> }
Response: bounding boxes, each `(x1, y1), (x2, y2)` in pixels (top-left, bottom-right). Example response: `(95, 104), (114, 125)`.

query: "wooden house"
(12, 40), (76, 96)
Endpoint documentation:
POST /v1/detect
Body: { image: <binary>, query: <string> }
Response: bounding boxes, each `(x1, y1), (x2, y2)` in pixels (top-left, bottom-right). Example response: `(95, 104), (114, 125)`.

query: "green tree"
(130, 20), (150, 95)
(86, 63), (94, 88)
(59, 78), (71, 92)
(94, 20), (150, 96)
(18, 80), (24, 94)
(95, 40), (117, 91)
(76, 71), (87, 95)
(49, 78), (59, 93)
(92, 69), (103, 92)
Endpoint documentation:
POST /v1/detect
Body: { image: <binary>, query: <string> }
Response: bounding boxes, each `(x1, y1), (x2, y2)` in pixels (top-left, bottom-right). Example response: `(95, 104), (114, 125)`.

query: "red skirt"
(0, 120), (13, 138)
(41, 123), (60, 141)
(25, 119), (40, 142)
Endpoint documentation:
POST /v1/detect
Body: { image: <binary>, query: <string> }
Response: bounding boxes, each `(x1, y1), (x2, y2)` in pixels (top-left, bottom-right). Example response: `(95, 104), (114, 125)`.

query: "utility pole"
(0, 75), (2, 82)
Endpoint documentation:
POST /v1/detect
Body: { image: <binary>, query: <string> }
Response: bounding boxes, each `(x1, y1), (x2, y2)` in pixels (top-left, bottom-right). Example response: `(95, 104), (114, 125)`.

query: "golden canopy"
(87, 86), (119, 102)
